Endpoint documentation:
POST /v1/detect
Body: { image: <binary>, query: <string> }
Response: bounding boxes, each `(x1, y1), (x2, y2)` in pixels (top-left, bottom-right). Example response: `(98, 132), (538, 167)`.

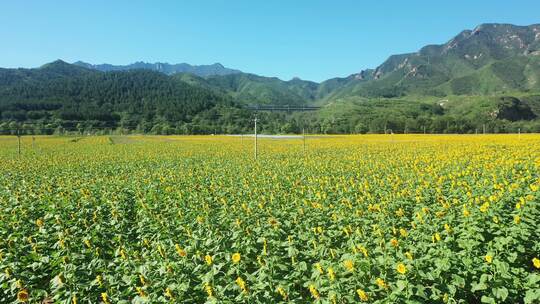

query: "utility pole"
(254, 116), (258, 160)
(245, 104), (321, 158)
(303, 127), (306, 155)
(483, 124), (486, 135)
(32, 136), (35, 149)
(518, 128), (521, 140)
(17, 129), (21, 156)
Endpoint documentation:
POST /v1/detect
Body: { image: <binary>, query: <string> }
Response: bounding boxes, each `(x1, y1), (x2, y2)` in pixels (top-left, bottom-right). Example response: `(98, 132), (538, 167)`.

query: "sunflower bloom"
(96, 275), (103, 287)
(236, 276), (248, 293)
(101, 293), (110, 304)
(444, 224), (451, 233)
(204, 283), (213, 297)
(165, 287), (174, 299)
(485, 254), (493, 264)
(139, 274), (146, 285)
(532, 257), (540, 269)
(17, 289), (29, 302)
(463, 206), (470, 217)
(399, 228), (408, 237)
(205, 255), (213, 265)
(327, 267), (335, 281)
(308, 285), (320, 299)
(396, 263), (407, 274)
(375, 278), (387, 289)
(232, 252), (241, 263)
(276, 286), (288, 300)
(356, 289), (368, 301)
(315, 263), (324, 274)
(136, 286), (146, 298)
(175, 244), (187, 257)
(357, 245), (368, 257)
(343, 259), (354, 271)
(479, 202), (489, 212)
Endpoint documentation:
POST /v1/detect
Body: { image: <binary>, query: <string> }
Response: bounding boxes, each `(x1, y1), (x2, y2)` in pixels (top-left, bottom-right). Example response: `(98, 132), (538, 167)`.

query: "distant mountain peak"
(36, 60), (94, 77)
(72, 61), (242, 77)
(320, 22), (540, 99)
(41, 59), (70, 67)
(41, 60), (87, 71)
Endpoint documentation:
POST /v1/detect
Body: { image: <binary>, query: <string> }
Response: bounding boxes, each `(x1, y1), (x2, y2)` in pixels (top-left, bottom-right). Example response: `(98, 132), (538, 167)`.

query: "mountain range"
(71, 23), (540, 102)
(326, 23), (540, 99)
(1, 23), (540, 134)
(73, 61), (242, 77)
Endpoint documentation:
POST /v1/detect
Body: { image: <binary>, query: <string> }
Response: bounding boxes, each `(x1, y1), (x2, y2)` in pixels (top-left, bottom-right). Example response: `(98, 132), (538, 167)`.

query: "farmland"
(0, 135), (539, 303)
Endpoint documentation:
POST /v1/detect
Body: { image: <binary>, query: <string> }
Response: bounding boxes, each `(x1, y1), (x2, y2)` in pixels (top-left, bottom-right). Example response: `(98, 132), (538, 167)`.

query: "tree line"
(2, 62), (540, 135)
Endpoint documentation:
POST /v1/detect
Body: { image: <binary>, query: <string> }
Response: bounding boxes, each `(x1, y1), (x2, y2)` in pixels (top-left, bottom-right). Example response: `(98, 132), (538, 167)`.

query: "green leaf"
(524, 289), (540, 304)
(471, 282), (488, 292)
(526, 273), (540, 286)
(493, 287), (508, 301)
(396, 280), (407, 292)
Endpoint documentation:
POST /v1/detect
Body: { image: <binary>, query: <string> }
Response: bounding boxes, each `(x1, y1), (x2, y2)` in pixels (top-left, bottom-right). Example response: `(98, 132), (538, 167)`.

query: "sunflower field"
(0, 134), (539, 303)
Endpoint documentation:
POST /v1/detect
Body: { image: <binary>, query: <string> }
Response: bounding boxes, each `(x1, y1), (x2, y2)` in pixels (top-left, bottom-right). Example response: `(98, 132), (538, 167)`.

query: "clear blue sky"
(1, 0), (539, 82)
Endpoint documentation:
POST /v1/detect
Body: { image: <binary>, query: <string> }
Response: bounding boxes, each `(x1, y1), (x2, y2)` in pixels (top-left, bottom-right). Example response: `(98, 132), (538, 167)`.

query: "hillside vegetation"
(2, 23), (540, 134)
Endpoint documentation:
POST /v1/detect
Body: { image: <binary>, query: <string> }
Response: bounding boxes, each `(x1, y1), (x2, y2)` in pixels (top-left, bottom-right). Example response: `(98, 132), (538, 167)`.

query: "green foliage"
(0, 61), (239, 133)
(204, 73), (318, 105)
(326, 24), (540, 98)
(0, 135), (539, 302)
(3, 23), (540, 134)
